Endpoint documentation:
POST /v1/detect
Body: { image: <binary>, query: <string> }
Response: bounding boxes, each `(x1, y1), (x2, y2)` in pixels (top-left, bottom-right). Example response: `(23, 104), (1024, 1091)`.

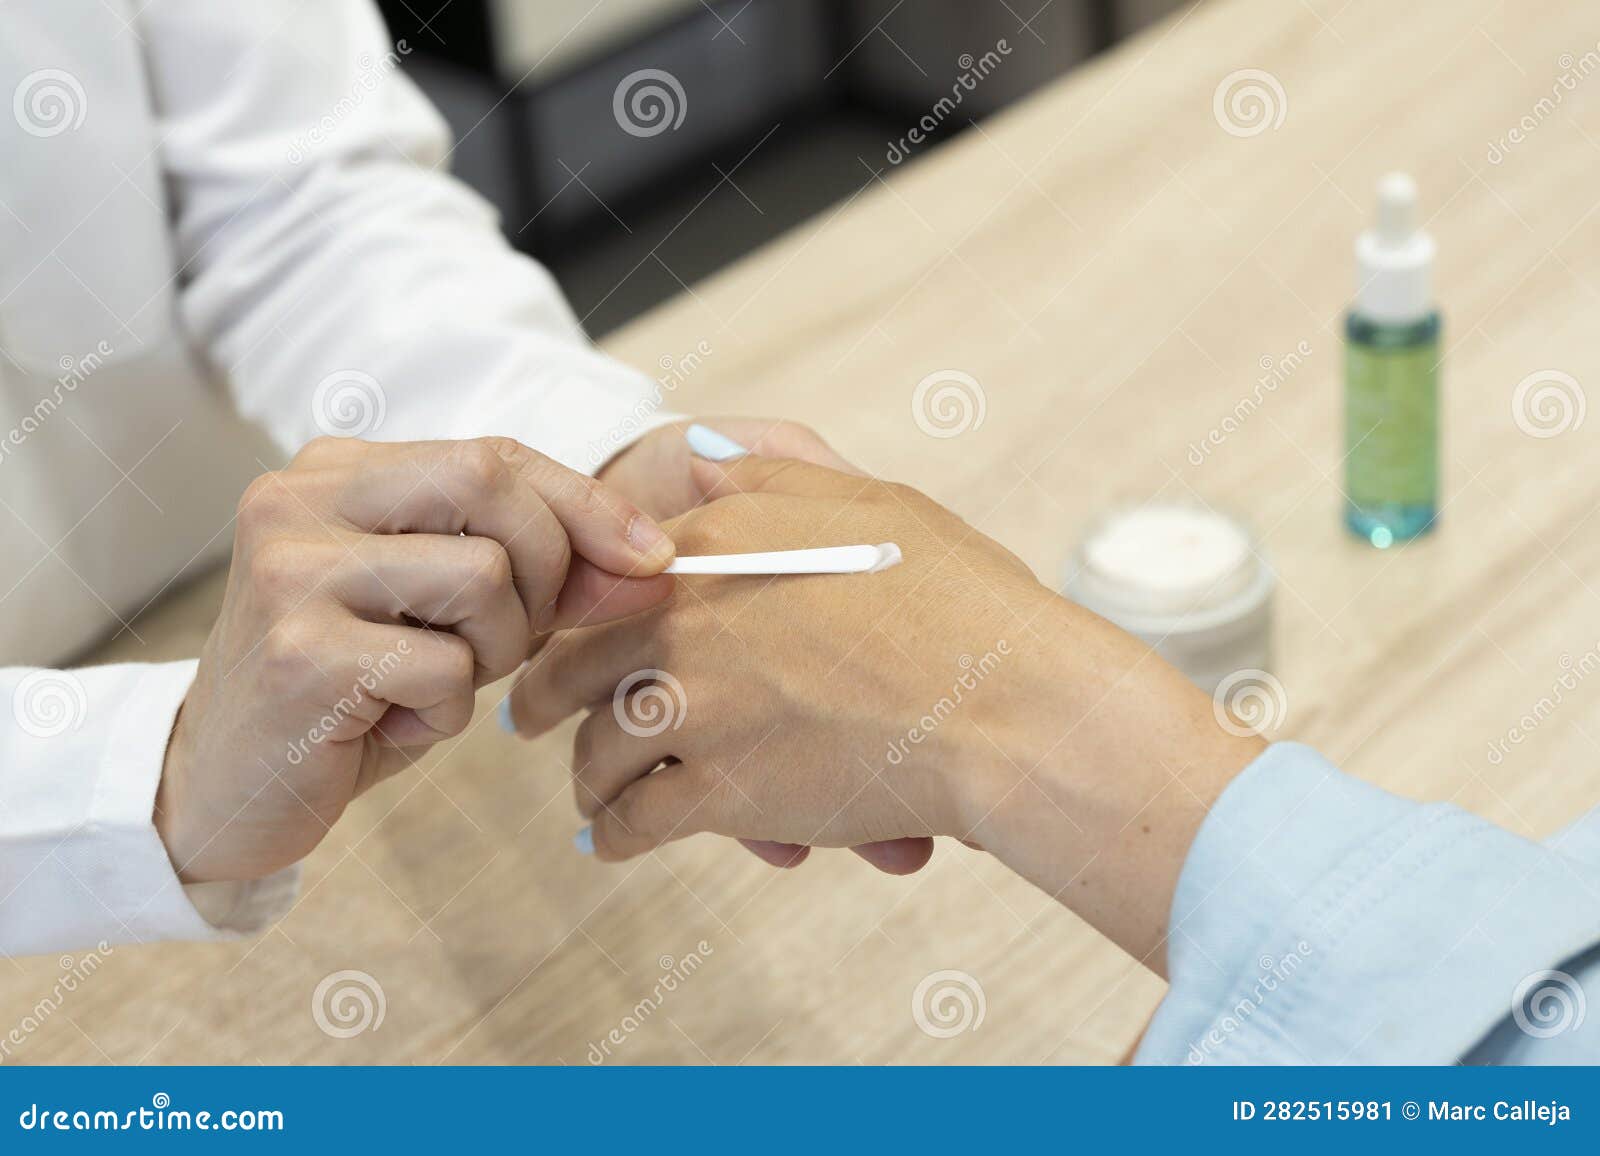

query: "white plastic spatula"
(665, 542), (902, 576)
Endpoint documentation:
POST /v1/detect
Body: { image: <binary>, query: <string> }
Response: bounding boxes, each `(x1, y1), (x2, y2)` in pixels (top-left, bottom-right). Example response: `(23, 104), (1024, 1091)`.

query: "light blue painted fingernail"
(498, 696), (515, 735)
(685, 423), (747, 462)
(574, 825), (595, 855)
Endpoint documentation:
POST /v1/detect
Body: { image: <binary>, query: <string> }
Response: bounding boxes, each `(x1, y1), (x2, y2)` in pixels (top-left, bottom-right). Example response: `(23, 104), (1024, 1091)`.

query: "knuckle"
(235, 472), (290, 534)
(260, 617), (322, 685)
(572, 713), (601, 770)
(437, 634), (476, 686)
(569, 473), (609, 519)
(460, 537), (514, 594)
(474, 435), (525, 466)
(526, 535), (572, 604)
(245, 538), (315, 602)
(676, 505), (737, 553)
(449, 439), (510, 497)
(289, 435), (346, 469)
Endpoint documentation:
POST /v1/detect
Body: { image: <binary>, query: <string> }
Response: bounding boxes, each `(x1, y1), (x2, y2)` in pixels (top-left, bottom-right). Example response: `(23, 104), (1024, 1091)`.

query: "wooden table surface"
(12, 0), (1600, 1064)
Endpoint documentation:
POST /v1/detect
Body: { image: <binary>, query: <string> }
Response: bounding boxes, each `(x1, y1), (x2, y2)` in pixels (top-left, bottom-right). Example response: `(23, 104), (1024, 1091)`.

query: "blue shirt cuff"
(1136, 742), (1600, 1064)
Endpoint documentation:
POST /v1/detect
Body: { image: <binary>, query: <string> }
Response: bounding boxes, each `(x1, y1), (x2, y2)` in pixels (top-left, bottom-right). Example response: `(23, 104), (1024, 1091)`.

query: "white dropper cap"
(1355, 173), (1435, 323)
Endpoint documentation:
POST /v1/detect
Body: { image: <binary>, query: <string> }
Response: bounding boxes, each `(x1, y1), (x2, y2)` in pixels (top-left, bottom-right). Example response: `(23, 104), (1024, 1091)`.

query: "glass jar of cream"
(1063, 502), (1274, 694)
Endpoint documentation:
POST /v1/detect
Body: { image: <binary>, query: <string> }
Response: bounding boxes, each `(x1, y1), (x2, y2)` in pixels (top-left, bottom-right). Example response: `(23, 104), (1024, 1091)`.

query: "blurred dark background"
(376, 0), (1185, 335)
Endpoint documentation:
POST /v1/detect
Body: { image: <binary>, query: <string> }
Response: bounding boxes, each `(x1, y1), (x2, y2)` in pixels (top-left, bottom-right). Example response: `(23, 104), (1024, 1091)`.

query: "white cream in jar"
(1063, 503), (1274, 694)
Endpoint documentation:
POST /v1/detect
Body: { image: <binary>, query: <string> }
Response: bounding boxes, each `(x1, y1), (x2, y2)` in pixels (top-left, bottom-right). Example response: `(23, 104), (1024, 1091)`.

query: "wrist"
(154, 699), (202, 883)
(950, 594), (1263, 971)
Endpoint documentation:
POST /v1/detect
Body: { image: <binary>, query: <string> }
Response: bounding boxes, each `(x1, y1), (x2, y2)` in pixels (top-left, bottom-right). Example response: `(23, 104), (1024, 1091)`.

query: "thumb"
(488, 438), (676, 577)
(688, 453), (865, 502)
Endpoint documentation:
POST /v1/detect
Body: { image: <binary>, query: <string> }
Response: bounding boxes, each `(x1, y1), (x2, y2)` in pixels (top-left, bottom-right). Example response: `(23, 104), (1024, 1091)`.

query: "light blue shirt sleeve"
(1134, 742), (1600, 1064)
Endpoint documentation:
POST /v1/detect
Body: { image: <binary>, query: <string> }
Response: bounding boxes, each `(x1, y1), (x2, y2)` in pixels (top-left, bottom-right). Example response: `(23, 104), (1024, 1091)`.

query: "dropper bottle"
(1344, 173), (1440, 547)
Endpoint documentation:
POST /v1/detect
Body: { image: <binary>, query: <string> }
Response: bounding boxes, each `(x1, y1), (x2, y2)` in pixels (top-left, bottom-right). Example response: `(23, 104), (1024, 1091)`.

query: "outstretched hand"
(563, 419), (938, 873)
(510, 453), (1047, 866)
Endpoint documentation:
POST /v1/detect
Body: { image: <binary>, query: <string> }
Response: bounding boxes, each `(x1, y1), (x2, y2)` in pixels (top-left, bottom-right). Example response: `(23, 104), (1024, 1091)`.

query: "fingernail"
(574, 825), (595, 855)
(628, 514), (676, 568)
(498, 696), (516, 735)
(534, 597), (559, 633)
(685, 423), (747, 462)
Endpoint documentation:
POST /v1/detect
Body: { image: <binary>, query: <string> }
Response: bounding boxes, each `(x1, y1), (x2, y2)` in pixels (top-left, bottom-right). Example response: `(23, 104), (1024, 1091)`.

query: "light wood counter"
(9, 0), (1600, 1064)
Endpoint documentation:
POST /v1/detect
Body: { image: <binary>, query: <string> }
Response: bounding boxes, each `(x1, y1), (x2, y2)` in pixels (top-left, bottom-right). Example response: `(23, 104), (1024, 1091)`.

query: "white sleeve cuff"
(1136, 742), (1600, 1064)
(446, 339), (685, 477)
(0, 661), (297, 956)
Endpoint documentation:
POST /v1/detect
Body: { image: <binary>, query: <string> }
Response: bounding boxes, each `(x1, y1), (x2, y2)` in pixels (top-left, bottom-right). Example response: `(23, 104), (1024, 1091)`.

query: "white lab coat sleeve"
(0, 662), (297, 957)
(136, 0), (679, 475)
(1135, 742), (1600, 1064)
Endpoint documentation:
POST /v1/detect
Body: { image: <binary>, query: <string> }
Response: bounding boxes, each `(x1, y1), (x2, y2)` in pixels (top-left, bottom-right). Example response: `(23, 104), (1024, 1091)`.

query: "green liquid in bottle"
(1344, 310), (1439, 547)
